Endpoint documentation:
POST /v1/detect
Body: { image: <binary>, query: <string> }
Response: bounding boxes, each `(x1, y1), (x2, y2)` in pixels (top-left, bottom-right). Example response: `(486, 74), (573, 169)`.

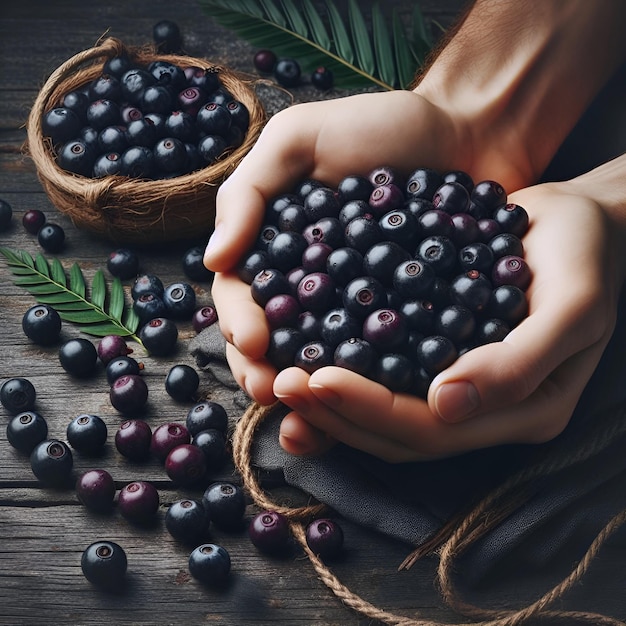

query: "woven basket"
(26, 37), (266, 245)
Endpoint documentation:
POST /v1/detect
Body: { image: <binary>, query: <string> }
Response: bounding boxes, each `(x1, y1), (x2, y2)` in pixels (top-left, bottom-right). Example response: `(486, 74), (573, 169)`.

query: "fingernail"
(274, 391), (306, 412)
(279, 432), (315, 456)
(309, 383), (341, 408)
(434, 381), (480, 422)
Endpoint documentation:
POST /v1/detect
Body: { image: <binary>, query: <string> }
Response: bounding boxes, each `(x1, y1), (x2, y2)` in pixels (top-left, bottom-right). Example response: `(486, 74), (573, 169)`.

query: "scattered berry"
(75, 469), (116, 512)
(165, 364), (200, 401)
(81, 541), (127, 590)
(1, 377), (37, 414)
(115, 419), (152, 461)
(6, 411), (48, 454)
(106, 248), (139, 280)
(22, 304), (62, 346)
(22, 209), (46, 234)
(66, 414), (108, 455)
(109, 374), (149, 414)
(150, 422), (190, 462)
(59, 338), (98, 377)
(166, 498), (210, 544)
(202, 481), (246, 531)
(30, 439), (74, 486)
(118, 480), (159, 524)
(188, 543), (231, 586)
(305, 518), (344, 560)
(37, 223), (65, 253)
(249, 510), (291, 554)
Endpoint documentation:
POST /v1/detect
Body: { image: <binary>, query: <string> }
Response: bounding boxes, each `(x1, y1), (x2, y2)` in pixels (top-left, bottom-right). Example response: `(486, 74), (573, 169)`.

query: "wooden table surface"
(1, 1), (625, 625)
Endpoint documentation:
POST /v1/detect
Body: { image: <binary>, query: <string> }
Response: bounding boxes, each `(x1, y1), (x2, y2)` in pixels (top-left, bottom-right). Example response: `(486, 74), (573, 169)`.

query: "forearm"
(415, 0), (626, 190)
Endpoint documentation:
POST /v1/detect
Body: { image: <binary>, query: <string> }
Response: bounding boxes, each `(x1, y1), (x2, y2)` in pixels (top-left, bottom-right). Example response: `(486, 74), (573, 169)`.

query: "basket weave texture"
(26, 37), (266, 244)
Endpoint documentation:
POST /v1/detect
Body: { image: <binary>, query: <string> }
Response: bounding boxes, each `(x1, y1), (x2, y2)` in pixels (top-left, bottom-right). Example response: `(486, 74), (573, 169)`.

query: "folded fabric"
(189, 288), (626, 586)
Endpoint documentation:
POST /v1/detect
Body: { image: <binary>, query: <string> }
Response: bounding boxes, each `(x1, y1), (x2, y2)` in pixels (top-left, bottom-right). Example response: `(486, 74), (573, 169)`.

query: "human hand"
(270, 178), (624, 462)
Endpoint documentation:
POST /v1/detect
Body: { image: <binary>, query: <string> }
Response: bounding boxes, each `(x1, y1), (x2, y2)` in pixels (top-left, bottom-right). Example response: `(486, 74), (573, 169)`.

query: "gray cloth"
(190, 289), (626, 585)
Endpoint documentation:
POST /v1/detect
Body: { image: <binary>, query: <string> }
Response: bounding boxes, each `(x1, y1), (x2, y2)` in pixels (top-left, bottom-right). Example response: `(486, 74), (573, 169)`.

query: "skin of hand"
(203, 0), (626, 461)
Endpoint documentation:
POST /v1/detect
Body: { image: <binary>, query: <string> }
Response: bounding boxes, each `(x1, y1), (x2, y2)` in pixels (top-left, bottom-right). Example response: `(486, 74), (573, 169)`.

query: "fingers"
(203, 107), (317, 273)
(430, 190), (616, 423)
(225, 342), (277, 406)
(211, 270), (270, 360)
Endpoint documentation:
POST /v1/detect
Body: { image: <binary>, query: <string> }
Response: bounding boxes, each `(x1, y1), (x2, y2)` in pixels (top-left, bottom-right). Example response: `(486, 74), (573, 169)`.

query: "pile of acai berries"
(239, 166), (531, 398)
(42, 56), (250, 179)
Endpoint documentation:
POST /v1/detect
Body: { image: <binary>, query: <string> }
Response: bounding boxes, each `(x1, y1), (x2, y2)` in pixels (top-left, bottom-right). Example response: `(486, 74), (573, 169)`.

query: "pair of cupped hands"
(203, 89), (624, 463)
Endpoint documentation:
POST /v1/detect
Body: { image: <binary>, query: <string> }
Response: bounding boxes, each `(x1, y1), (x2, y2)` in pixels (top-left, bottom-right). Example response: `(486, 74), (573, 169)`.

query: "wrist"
(414, 0), (626, 192)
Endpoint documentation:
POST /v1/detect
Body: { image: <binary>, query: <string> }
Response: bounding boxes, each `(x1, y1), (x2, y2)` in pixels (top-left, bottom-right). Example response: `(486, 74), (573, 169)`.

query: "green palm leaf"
(199, 0), (433, 89)
(0, 247), (141, 344)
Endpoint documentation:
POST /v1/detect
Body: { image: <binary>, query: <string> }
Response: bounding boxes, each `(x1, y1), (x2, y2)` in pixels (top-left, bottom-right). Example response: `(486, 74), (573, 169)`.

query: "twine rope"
(232, 401), (626, 626)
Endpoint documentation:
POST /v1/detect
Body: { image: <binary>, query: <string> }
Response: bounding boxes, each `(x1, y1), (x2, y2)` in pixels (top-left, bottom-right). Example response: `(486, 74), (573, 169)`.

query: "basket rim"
(25, 36), (266, 196)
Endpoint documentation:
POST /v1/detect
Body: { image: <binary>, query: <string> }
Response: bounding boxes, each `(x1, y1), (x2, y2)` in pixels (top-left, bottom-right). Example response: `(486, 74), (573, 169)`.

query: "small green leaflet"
(199, 0), (434, 90)
(0, 247), (141, 342)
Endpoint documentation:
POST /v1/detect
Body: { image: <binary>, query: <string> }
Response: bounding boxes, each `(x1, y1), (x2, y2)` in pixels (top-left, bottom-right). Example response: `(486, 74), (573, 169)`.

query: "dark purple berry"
(249, 510), (291, 554)
(488, 285), (528, 326)
(1, 377), (37, 414)
(477, 218), (501, 243)
(458, 242), (494, 274)
(22, 209), (46, 234)
(415, 335), (458, 376)
(432, 181), (470, 214)
(297, 272), (337, 313)
(435, 304), (476, 345)
(368, 165), (404, 188)
(274, 58), (301, 87)
(255, 224), (280, 250)
(326, 247), (364, 287)
(132, 273), (164, 299)
(76, 469), (115, 512)
(182, 246), (214, 282)
(165, 364), (200, 401)
(165, 443), (207, 486)
(59, 338), (98, 377)
(368, 183), (405, 216)
(375, 353), (415, 392)
(81, 541), (127, 589)
(304, 187), (340, 222)
(106, 248), (139, 281)
(337, 175), (374, 203)
(196, 102), (231, 136)
(450, 212), (481, 247)
(125, 118), (158, 148)
(311, 66), (334, 90)
(166, 499), (210, 544)
(471, 180), (507, 215)
(489, 232), (524, 260)
(267, 327), (306, 370)
(251, 268), (290, 307)
(306, 518), (344, 560)
(344, 214), (382, 253)
(363, 241), (411, 287)
(22, 304), (62, 346)
(294, 341), (334, 374)
(42, 107), (82, 145)
(303, 217), (344, 249)
(418, 209), (454, 239)
(333, 337), (377, 378)
(493, 203), (529, 238)
(392, 260), (435, 298)
(151, 422), (190, 462)
(163, 282), (196, 319)
(186, 401), (228, 436)
(109, 374), (149, 414)
(320, 307), (361, 349)
(399, 299), (435, 334)
(192, 305), (218, 333)
(30, 439), (73, 486)
(202, 482), (246, 531)
(405, 167), (443, 199)
(153, 19), (182, 53)
(188, 544), (231, 585)
(476, 318), (511, 344)
(278, 203), (308, 233)
(450, 270), (492, 313)
(120, 145), (155, 178)
(253, 49), (277, 73)
(118, 480), (160, 524)
(37, 223), (65, 253)
(264, 293), (302, 330)
(115, 419), (153, 461)
(268, 231), (308, 273)
(415, 235), (458, 277)
(492, 255), (532, 290)
(443, 170), (474, 192)
(362, 308), (408, 353)
(302, 242), (333, 273)
(6, 411), (48, 453)
(238, 250), (270, 284)
(97, 335), (131, 365)
(338, 199), (370, 226)
(192, 428), (227, 470)
(138, 317), (178, 356)
(105, 355), (142, 384)
(378, 209), (419, 251)
(342, 275), (388, 319)
(66, 414), (107, 455)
